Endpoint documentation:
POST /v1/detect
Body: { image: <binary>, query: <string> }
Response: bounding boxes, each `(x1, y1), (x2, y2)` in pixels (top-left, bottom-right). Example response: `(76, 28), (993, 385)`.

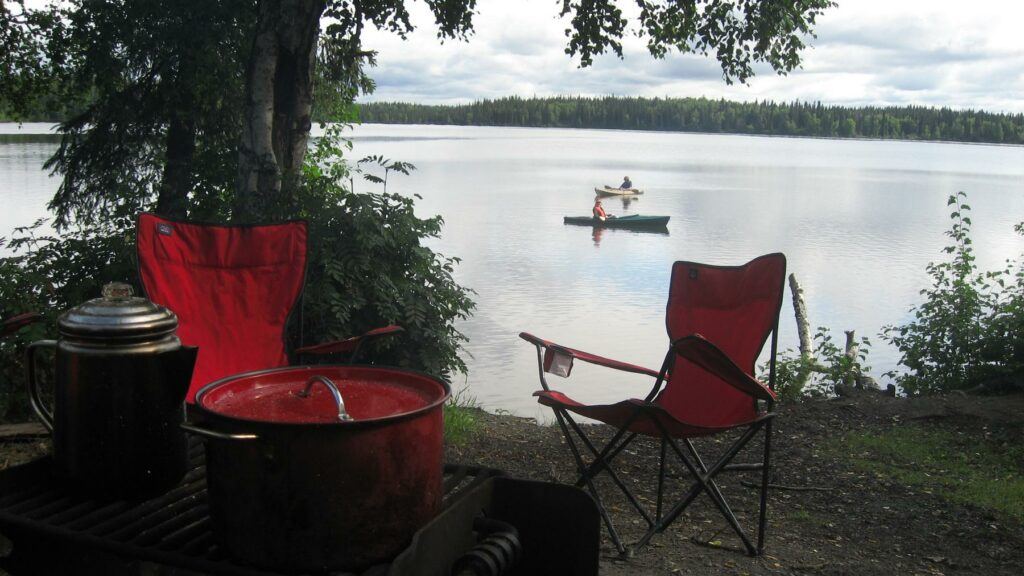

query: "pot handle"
(295, 375), (353, 422)
(180, 423), (258, 441)
(26, 340), (57, 433)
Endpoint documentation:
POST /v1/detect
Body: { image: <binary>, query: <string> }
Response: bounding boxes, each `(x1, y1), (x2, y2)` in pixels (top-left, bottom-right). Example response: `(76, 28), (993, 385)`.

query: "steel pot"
(26, 282), (197, 498)
(185, 364), (450, 573)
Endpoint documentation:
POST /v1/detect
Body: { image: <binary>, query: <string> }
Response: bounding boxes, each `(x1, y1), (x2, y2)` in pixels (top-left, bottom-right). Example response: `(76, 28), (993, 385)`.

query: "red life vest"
(593, 204), (607, 219)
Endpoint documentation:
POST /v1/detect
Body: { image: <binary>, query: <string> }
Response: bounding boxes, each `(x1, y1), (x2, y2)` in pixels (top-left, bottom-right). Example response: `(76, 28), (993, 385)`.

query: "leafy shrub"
(291, 125), (475, 377)
(977, 222), (1024, 388)
(0, 126), (474, 422)
(767, 349), (818, 402)
(882, 192), (1023, 394)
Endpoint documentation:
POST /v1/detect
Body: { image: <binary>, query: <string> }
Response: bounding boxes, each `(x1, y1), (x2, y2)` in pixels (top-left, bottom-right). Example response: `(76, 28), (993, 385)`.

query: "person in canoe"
(619, 176), (633, 189)
(593, 198), (616, 221)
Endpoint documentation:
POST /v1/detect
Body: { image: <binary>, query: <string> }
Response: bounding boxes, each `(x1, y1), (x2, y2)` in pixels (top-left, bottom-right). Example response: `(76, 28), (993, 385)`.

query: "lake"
(3, 122), (1023, 421)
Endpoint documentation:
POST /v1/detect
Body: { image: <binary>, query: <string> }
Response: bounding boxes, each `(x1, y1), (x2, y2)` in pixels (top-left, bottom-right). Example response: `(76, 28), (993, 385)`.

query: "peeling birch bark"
(788, 273), (816, 389)
(844, 330), (857, 387)
(235, 0), (326, 221)
(789, 273), (812, 359)
(236, 2), (281, 218)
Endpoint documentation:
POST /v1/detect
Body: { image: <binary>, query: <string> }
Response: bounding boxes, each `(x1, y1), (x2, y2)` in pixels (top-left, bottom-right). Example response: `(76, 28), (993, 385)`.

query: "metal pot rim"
(191, 364), (451, 429)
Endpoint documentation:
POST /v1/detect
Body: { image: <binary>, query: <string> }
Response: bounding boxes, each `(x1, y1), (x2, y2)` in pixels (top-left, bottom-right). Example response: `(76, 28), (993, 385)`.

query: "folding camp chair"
(1, 313), (41, 339)
(136, 213), (402, 402)
(520, 253), (785, 556)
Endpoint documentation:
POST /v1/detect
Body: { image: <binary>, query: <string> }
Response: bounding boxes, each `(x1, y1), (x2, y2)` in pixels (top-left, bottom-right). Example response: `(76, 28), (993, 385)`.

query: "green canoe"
(563, 215), (670, 229)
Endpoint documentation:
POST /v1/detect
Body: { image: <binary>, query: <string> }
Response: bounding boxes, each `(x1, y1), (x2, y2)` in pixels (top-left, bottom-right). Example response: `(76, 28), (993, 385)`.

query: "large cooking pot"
(185, 364), (450, 572)
(25, 282), (197, 498)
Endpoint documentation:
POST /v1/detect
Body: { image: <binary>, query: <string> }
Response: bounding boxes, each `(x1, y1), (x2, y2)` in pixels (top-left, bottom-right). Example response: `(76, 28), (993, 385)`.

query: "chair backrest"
(657, 253), (786, 428)
(137, 213), (308, 402)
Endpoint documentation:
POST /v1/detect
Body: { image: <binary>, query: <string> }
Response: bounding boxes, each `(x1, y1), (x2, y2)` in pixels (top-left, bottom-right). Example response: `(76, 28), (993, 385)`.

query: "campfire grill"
(0, 439), (599, 576)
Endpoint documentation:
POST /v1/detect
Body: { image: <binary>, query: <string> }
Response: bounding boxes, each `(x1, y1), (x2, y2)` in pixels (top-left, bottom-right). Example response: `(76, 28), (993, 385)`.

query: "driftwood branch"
(788, 274), (819, 387)
(741, 480), (833, 493)
(789, 273), (812, 359)
(0, 422), (47, 439)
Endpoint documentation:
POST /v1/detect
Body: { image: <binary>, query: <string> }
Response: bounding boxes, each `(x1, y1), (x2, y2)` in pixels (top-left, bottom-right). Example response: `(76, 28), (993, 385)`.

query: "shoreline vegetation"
(352, 95), (1024, 146)
(7, 94), (1024, 147)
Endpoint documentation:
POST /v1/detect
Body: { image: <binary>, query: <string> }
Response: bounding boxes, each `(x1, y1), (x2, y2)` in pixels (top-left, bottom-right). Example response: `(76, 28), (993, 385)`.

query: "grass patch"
(788, 509), (813, 522)
(444, 387), (479, 446)
(838, 425), (1024, 521)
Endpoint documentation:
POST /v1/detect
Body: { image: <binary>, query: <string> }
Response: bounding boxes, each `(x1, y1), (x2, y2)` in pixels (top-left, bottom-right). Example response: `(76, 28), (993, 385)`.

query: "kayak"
(564, 215), (670, 229)
(595, 186), (643, 196)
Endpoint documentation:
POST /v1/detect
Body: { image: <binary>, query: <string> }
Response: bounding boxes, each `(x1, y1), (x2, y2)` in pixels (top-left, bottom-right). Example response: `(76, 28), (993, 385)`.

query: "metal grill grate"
(0, 440), (498, 575)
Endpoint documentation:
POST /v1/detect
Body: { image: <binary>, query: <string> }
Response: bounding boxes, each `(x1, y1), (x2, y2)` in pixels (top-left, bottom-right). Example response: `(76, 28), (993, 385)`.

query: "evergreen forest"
(355, 96), (1024, 145)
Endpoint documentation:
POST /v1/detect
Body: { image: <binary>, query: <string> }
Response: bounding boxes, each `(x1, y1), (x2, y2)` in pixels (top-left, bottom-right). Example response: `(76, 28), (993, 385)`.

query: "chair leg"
(574, 427), (637, 487)
(562, 412), (656, 529)
(656, 437), (667, 522)
(552, 409), (629, 555)
(638, 421), (768, 555)
(757, 419), (773, 554)
(681, 438), (758, 555)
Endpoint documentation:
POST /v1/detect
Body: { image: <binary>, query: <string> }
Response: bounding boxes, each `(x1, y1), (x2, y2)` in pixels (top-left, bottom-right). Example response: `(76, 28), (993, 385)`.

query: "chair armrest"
(1, 312), (42, 339)
(519, 332), (661, 379)
(295, 325), (404, 355)
(672, 334), (777, 401)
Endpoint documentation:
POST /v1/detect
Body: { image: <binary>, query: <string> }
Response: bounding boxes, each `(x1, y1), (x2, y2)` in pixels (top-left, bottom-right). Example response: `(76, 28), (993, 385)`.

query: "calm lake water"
(2, 122), (1023, 420)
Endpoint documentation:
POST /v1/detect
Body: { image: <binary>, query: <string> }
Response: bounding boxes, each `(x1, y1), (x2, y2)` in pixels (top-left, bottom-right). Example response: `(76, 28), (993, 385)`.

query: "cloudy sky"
(359, 0), (1024, 113)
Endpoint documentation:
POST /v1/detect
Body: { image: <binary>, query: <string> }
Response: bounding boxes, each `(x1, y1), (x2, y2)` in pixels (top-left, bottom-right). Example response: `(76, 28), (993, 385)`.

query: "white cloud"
(358, 0), (1024, 113)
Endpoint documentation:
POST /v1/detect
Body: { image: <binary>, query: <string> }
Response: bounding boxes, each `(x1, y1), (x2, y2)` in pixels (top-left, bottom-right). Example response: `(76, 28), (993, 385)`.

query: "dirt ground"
(446, 391), (1024, 576)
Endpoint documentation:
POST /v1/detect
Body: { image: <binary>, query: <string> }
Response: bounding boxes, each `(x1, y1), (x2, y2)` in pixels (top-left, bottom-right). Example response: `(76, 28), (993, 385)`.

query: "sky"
(358, 0), (1024, 113)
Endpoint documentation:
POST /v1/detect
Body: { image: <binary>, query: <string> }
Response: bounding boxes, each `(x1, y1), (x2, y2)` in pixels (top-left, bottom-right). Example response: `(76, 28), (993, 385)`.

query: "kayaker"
(593, 198), (614, 221)
(620, 176), (632, 189)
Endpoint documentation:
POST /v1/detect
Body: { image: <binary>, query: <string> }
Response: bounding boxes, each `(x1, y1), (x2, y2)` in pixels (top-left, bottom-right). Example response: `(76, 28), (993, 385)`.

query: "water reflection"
(589, 226), (671, 247)
(340, 125), (1024, 420)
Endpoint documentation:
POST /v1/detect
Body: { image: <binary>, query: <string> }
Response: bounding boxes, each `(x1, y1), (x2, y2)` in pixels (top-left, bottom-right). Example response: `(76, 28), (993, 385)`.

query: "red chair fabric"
(1, 312), (42, 339)
(137, 213), (307, 402)
(658, 254), (786, 427)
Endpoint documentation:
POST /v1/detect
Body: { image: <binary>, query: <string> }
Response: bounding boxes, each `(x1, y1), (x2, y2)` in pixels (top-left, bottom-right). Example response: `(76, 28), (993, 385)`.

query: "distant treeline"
(356, 96), (1024, 145)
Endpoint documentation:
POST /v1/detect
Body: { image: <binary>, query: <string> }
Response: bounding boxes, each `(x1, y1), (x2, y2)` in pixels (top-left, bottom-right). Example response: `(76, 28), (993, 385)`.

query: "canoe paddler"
(620, 176), (633, 189)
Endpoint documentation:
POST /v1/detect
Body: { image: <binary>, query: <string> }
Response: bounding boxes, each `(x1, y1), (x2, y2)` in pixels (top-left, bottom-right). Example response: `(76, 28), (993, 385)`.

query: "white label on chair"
(543, 348), (574, 378)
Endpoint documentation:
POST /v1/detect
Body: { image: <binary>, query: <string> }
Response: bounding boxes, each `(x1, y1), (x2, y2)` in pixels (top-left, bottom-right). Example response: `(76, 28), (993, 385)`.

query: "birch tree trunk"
(235, 0), (326, 221)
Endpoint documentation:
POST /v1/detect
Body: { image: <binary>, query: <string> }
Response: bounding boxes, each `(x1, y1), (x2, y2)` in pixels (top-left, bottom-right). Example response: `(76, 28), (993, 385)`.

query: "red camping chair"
(2, 313), (41, 339)
(520, 253), (785, 556)
(137, 213), (402, 402)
